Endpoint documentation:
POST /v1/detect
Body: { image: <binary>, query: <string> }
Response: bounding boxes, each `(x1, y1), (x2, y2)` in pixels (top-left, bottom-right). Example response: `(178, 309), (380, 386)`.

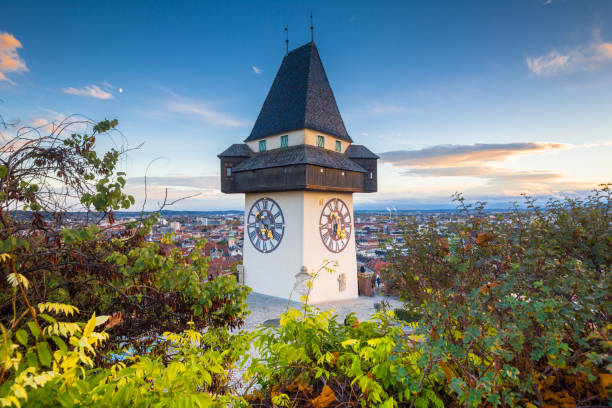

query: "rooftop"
(245, 42), (352, 143)
(232, 144), (367, 173)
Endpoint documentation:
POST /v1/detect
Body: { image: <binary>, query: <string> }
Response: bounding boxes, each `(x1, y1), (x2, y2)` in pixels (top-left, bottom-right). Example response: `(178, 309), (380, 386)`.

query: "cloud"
(369, 103), (421, 116)
(62, 85), (113, 99)
(527, 38), (612, 77)
(126, 175), (219, 190)
(0, 32), (28, 84)
(379, 142), (566, 168)
(403, 165), (562, 185)
(164, 94), (250, 127)
(252, 65), (262, 74)
(378, 142), (589, 197)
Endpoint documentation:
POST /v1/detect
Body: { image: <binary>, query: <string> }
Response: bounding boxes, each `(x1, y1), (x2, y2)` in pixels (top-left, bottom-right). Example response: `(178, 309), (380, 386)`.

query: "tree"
(0, 116), (250, 356)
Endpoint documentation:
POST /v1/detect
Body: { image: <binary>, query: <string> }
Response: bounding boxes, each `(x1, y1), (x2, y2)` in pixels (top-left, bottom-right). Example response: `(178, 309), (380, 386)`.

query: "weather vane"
(284, 26), (288, 56)
(310, 13), (314, 42)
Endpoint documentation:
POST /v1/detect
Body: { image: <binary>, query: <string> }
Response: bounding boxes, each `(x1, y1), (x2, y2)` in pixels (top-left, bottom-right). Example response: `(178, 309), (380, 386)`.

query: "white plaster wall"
(246, 128), (349, 153)
(301, 191), (358, 303)
(243, 191), (305, 300)
(243, 191), (358, 303)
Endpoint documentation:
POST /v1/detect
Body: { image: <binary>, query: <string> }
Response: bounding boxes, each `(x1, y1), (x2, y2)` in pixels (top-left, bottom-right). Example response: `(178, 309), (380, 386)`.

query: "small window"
(259, 140), (267, 152)
(369, 171), (374, 180)
(225, 167), (232, 177)
(280, 135), (289, 148)
(335, 140), (341, 152)
(317, 135), (325, 148)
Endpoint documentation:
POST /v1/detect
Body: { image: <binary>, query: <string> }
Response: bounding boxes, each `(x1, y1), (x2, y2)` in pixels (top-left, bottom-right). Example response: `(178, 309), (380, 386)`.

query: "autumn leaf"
(311, 385), (336, 408)
(105, 312), (123, 329)
(438, 238), (449, 254)
(599, 373), (612, 398)
(474, 232), (495, 247)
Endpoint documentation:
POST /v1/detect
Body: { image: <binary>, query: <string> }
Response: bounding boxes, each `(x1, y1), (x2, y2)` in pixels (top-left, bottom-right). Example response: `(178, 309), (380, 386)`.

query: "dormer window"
(335, 140), (341, 152)
(317, 135), (325, 148)
(280, 135), (289, 148)
(259, 140), (267, 152)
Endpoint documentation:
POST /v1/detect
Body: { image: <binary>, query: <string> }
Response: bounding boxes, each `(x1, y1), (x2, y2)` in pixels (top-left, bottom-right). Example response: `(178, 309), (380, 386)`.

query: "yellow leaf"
(11, 384), (27, 400)
(341, 339), (359, 348)
(83, 313), (97, 338)
(7, 273), (29, 290)
(94, 315), (110, 327)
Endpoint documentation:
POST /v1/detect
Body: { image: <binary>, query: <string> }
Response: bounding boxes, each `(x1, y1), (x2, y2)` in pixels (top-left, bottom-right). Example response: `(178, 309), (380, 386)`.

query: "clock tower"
(218, 42), (378, 303)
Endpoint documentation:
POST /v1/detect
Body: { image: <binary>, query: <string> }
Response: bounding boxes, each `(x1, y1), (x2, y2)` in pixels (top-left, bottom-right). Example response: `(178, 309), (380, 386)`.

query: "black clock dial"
(247, 197), (285, 253)
(319, 198), (352, 253)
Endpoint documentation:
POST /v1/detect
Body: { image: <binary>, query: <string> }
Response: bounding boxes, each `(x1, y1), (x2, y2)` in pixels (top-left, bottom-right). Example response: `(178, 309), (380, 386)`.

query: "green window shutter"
(280, 135), (288, 148)
(335, 140), (341, 152)
(317, 135), (325, 148)
(259, 140), (267, 152)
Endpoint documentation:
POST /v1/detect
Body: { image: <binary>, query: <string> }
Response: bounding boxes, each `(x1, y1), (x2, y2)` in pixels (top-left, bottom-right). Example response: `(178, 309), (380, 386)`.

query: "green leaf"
(27, 321), (40, 338)
(37, 342), (52, 367)
(51, 335), (68, 353)
(15, 329), (28, 346)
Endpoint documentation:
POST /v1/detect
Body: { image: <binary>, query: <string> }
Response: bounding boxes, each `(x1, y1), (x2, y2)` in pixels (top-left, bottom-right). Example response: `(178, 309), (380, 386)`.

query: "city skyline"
(1, 0), (611, 210)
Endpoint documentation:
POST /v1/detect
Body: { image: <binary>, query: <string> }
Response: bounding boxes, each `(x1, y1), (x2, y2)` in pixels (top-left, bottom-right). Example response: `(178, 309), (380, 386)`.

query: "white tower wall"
(243, 191), (358, 303)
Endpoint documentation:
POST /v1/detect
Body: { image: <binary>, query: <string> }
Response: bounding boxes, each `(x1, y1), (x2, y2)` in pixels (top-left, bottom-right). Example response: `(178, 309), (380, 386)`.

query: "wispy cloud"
(0, 32), (28, 84)
(379, 142), (585, 196)
(127, 175), (219, 190)
(252, 65), (262, 74)
(379, 142), (566, 168)
(403, 165), (562, 186)
(527, 36), (612, 77)
(369, 103), (421, 116)
(164, 92), (250, 128)
(62, 84), (113, 99)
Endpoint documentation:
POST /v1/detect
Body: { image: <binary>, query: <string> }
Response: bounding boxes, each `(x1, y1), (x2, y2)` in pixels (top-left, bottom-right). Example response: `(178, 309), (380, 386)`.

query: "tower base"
(243, 191), (358, 304)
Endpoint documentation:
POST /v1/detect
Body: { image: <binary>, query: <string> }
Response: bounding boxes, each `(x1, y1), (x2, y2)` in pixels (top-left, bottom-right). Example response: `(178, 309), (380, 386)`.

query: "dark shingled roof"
(217, 144), (253, 158)
(345, 144), (380, 159)
(245, 42), (352, 143)
(233, 145), (366, 173)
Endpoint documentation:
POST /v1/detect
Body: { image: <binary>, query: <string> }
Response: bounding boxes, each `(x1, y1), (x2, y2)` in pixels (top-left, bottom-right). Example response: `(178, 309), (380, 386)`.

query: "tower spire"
(284, 26), (289, 56)
(310, 13), (314, 42)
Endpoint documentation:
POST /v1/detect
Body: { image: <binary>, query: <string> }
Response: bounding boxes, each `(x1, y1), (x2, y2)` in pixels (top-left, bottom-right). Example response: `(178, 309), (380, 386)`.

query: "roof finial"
(310, 13), (314, 43)
(284, 26), (289, 56)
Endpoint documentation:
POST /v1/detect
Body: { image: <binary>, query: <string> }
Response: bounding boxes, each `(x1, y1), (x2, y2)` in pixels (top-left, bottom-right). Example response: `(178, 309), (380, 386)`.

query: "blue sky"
(1, 0), (611, 210)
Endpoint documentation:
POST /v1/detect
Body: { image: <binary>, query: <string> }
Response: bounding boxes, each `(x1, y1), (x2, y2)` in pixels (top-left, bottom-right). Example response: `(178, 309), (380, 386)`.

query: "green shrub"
(393, 308), (421, 323)
(384, 186), (612, 407)
(247, 306), (444, 407)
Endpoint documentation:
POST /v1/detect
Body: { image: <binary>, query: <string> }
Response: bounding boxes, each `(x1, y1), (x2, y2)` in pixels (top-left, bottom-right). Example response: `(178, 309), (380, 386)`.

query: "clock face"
(247, 197), (285, 253)
(319, 198), (352, 253)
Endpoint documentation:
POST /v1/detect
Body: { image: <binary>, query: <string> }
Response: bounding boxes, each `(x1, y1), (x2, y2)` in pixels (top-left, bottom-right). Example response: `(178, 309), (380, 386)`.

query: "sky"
(1, 0), (611, 210)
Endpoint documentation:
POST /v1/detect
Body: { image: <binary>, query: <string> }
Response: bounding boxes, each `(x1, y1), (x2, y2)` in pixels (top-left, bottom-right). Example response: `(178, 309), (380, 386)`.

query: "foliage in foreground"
(0, 277), (252, 407)
(385, 186), (612, 407)
(0, 117), (250, 358)
(246, 307), (442, 408)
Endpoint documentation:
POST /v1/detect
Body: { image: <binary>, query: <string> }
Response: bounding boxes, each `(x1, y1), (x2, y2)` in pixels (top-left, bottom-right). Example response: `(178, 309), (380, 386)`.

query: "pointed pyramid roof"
(245, 42), (352, 143)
